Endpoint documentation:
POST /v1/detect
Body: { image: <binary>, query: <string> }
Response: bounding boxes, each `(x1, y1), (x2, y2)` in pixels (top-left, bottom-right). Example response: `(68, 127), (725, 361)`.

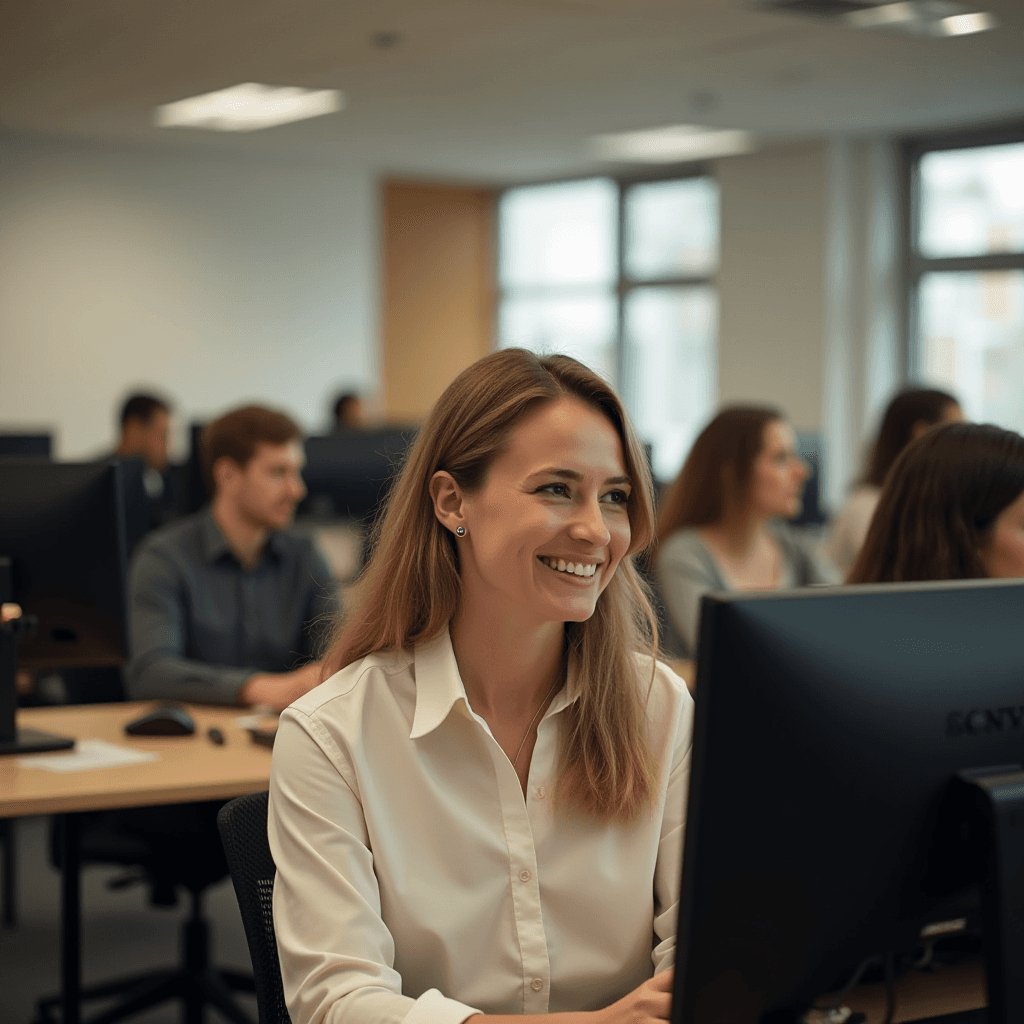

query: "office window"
(498, 175), (719, 481)
(911, 137), (1024, 433)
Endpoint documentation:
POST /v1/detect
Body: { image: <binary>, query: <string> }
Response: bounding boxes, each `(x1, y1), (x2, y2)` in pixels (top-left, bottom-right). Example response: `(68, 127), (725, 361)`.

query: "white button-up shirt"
(268, 629), (694, 1024)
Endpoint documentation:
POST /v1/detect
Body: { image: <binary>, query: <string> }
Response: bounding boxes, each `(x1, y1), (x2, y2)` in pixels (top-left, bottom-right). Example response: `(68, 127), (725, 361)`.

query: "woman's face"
(455, 397), (633, 628)
(747, 420), (808, 520)
(979, 488), (1024, 578)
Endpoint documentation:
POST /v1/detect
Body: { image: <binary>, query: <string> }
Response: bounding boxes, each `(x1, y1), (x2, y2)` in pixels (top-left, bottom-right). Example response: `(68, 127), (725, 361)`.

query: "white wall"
(717, 141), (829, 433)
(0, 132), (379, 459)
(716, 138), (902, 509)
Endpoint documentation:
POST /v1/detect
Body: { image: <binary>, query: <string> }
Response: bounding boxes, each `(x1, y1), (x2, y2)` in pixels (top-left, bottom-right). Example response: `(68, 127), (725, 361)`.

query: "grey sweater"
(654, 524), (840, 658)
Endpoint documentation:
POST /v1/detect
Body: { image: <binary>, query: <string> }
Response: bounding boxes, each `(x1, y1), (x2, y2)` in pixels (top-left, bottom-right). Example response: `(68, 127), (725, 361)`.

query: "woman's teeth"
(540, 557), (596, 578)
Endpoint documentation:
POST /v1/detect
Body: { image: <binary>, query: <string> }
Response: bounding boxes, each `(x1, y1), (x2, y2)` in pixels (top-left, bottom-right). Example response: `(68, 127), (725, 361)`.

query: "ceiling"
(2, 0), (1023, 182)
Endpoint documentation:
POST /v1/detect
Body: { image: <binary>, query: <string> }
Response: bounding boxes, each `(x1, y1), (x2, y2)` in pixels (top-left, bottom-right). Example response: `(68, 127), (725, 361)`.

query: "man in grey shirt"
(126, 404), (337, 710)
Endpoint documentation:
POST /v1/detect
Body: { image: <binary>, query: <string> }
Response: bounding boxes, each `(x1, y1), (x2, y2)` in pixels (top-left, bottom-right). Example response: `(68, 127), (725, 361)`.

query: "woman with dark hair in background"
(655, 406), (839, 658)
(827, 386), (962, 575)
(847, 421), (1024, 584)
(270, 348), (693, 1024)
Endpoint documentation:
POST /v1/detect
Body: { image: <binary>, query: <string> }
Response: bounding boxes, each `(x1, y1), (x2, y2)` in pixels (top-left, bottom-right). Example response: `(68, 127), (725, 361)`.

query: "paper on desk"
(17, 739), (159, 773)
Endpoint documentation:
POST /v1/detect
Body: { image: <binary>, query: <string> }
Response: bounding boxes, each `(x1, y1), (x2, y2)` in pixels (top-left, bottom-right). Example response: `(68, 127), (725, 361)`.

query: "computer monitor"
(0, 433), (52, 458)
(0, 460), (129, 754)
(300, 427), (418, 523)
(178, 421), (209, 516)
(788, 430), (826, 527)
(673, 579), (1024, 1024)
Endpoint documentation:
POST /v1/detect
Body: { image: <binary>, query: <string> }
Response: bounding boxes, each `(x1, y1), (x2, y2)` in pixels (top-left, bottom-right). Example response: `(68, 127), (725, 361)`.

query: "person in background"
(116, 393), (172, 475)
(114, 392), (181, 523)
(847, 422), (1024, 583)
(655, 405), (839, 657)
(332, 390), (365, 430)
(827, 386), (962, 576)
(125, 404), (337, 710)
(269, 349), (693, 1024)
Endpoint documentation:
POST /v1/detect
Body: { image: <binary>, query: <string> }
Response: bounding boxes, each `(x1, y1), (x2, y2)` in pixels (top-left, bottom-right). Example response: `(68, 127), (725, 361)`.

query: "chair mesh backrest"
(218, 792), (291, 1024)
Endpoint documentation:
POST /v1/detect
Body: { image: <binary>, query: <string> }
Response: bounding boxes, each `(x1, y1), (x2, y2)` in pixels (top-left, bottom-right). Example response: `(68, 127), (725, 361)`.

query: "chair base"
(33, 887), (256, 1024)
(33, 966), (256, 1024)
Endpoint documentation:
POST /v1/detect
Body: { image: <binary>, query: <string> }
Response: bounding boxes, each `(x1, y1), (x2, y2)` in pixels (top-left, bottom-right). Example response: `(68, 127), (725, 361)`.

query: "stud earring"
(455, 526), (466, 537)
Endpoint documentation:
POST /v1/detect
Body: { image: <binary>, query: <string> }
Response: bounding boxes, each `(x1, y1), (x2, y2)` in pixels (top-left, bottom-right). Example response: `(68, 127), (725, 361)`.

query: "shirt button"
(531, 979), (544, 992)
(519, 869), (531, 882)
(536, 786), (546, 799)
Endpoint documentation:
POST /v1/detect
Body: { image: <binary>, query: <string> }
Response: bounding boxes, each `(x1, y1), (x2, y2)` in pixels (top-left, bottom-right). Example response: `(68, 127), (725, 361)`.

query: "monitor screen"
(0, 460), (128, 668)
(301, 427), (418, 522)
(0, 433), (52, 458)
(673, 579), (1024, 1023)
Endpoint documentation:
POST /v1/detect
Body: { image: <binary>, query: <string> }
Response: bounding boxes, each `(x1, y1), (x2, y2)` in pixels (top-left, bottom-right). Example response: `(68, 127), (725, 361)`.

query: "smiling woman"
(268, 348), (694, 1024)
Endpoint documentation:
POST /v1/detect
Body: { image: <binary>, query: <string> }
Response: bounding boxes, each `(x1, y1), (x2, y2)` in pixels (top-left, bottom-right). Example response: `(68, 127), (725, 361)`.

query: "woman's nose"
(569, 499), (611, 544)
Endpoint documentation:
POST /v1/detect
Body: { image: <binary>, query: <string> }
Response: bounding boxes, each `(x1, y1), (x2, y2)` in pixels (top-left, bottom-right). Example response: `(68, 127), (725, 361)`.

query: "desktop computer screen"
(301, 427), (418, 523)
(0, 433), (52, 458)
(0, 460), (128, 668)
(673, 579), (1023, 1023)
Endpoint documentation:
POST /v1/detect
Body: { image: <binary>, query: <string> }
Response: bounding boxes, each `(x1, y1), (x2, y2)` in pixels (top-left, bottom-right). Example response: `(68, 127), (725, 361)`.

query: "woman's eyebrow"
(528, 468), (632, 486)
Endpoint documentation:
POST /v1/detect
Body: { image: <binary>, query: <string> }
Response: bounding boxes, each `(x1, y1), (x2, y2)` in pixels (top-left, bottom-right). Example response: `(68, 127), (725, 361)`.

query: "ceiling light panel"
(843, 0), (998, 36)
(155, 83), (344, 132)
(591, 125), (755, 164)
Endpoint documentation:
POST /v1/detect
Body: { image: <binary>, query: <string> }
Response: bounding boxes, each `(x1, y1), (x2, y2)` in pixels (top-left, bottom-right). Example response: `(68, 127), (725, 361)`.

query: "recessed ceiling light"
(154, 83), (344, 133)
(938, 10), (998, 34)
(591, 125), (755, 164)
(844, 1), (998, 36)
(846, 2), (919, 29)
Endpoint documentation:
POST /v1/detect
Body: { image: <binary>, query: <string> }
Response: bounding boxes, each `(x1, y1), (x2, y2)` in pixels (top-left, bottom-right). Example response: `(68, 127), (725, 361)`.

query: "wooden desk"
(845, 959), (987, 1022)
(0, 702), (273, 1024)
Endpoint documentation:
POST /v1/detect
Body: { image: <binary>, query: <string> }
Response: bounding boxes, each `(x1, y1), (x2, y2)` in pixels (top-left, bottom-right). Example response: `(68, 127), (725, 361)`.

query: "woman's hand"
(595, 970), (674, 1024)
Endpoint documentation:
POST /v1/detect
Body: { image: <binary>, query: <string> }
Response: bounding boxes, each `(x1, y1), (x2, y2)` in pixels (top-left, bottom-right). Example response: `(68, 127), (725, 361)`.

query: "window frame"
(900, 119), (1024, 379)
(494, 163), (719, 465)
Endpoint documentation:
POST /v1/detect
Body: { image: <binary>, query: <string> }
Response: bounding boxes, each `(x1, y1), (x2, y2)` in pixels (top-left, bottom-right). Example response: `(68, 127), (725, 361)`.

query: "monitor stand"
(0, 614), (74, 756)
(947, 767), (1024, 1024)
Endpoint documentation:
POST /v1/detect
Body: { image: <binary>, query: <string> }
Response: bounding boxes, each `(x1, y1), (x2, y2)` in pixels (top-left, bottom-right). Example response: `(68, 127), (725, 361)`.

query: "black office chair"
(217, 792), (291, 1024)
(36, 803), (257, 1024)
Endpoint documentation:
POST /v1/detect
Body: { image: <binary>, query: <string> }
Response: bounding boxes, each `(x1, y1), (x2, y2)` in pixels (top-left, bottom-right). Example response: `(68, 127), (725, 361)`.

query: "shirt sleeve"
(268, 710), (483, 1024)
(123, 543), (252, 705)
(650, 670), (695, 974)
(655, 536), (718, 657)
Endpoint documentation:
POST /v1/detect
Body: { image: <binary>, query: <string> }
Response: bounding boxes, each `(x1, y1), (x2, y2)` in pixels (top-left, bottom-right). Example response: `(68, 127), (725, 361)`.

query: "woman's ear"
(429, 471), (468, 537)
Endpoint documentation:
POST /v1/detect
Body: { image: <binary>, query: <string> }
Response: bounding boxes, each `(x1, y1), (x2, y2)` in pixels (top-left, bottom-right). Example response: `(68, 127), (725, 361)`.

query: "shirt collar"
(410, 630), (471, 739)
(199, 507), (284, 565)
(409, 627), (581, 741)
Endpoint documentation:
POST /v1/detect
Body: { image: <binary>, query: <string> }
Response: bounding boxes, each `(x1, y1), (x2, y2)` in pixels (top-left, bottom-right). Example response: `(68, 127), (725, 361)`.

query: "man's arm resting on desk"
(126, 544), (322, 708)
(240, 663), (323, 710)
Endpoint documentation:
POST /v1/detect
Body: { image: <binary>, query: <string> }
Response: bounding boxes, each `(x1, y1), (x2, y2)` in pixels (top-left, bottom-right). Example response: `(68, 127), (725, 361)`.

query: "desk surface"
(0, 702), (273, 818)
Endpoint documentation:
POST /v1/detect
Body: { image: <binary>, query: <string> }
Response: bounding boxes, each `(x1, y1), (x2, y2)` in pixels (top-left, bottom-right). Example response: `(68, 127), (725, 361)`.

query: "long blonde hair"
(324, 349), (660, 821)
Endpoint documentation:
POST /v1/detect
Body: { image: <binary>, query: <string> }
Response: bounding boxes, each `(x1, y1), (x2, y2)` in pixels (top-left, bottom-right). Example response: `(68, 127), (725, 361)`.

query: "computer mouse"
(124, 706), (196, 737)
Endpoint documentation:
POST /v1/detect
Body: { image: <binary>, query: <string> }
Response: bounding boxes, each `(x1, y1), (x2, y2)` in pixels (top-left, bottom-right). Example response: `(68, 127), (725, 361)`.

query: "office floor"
(0, 815), (258, 1024)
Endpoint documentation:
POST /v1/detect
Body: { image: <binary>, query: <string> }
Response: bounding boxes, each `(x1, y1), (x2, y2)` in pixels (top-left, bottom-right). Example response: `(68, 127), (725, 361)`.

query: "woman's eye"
(539, 482), (570, 497)
(603, 489), (629, 504)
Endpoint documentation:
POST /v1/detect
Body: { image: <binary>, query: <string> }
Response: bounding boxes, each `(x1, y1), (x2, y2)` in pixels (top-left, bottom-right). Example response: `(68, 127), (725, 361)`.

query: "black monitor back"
(674, 579), (1024, 1023)
(301, 427), (417, 522)
(0, 460), (128, 668)
(0, 433), (52, 458)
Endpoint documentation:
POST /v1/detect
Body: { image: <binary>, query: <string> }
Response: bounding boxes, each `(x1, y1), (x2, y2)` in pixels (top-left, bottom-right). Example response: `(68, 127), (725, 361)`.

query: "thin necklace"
(511, 679), (561, 769)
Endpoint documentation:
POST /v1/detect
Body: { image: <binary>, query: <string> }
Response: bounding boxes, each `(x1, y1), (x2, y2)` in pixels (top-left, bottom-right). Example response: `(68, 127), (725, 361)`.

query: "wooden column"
(380, 181), (495, 422)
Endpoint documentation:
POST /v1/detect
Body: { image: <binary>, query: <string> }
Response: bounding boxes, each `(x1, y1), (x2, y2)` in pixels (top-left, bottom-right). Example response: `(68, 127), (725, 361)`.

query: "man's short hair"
(200, 405), (301, 493)
(120, 393), (170, 427)
(332, 391), (361, 423)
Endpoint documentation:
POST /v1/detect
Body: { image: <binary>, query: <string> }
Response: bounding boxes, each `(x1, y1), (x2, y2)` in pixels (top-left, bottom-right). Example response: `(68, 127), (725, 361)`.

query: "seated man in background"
(331, 389), (365, 430)
(126, 404), (337, 710)
(114, 392), (179, 518)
